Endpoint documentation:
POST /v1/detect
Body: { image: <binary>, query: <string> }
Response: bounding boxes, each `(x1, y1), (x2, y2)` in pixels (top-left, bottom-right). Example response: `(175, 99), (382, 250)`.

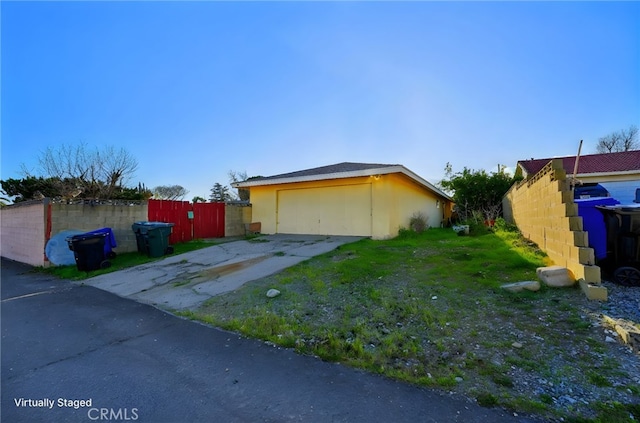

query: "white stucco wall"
(598, 180), (640, 205)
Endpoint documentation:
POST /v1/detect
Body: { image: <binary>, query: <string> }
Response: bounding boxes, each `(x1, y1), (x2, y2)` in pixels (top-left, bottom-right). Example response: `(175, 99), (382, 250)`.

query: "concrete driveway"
(82, 234), (364, 311)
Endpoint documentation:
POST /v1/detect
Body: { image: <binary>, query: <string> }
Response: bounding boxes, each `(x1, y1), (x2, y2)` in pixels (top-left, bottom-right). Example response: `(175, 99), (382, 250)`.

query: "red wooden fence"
(147, 199), (225, 244)
(193, 202), (225, 239)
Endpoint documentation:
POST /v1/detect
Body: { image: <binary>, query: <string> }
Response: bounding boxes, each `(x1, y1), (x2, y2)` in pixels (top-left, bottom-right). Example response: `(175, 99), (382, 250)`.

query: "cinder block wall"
(50, 202), (148, 253)
(503, 159), (601, 283)
(225, 204), (252, 236)
(0, 200), (47, 266)
(2, 200), (249, 266)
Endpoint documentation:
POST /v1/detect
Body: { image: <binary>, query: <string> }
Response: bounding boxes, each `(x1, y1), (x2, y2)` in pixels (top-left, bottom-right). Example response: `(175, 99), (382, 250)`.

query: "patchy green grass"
(38, 239), (216, 280)
(180, 227), (640, 421)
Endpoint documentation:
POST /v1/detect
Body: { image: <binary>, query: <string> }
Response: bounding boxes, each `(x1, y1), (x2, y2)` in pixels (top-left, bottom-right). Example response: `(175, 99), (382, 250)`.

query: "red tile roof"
(518, 150), (640, 177)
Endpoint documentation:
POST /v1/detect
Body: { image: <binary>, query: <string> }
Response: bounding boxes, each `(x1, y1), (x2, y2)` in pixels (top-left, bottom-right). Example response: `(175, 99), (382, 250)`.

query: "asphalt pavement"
(2, 257), (544, 423)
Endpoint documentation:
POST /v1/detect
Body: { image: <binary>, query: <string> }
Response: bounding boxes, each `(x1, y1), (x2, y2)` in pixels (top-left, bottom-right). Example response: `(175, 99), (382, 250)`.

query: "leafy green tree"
(440, 163), (520, 222)
(0, 176), (152, 202)
(192, 196), (207, 203)
(117, 183), (153, 200)
(0, 176), (61, 202)
(209, 183), (232, 202)
(1, 187), (12, 206)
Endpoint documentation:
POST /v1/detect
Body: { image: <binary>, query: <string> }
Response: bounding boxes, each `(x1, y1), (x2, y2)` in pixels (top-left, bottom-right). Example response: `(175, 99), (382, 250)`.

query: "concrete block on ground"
(536, 265), (576, 287)
(579, 279), (608, 301)
(501, 281), (541, 293)
(572, 264), (601, 284)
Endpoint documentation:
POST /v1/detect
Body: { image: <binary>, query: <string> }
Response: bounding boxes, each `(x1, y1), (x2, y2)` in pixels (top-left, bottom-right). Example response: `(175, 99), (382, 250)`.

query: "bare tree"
(100, 146), (139, 198)
(37, 142), (139, 199)
(596, 125), (639, 153)
(228, 170), (249, 201)
(621, 125), (639, 151)
(153, 185), (189, 200)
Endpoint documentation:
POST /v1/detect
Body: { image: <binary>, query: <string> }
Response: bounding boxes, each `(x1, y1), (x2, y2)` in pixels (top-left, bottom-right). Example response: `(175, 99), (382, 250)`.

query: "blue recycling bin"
(576, 197), (620, 260)
(84, 227), (117, 259)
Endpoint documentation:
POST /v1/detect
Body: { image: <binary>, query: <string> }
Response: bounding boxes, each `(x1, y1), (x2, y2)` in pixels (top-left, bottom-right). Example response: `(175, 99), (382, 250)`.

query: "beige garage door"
(276, 184), (372, 236)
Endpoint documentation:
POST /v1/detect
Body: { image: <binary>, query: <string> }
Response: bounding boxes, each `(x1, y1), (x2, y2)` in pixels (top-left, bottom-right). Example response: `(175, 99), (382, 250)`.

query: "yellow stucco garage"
(233, 162), (453, 239)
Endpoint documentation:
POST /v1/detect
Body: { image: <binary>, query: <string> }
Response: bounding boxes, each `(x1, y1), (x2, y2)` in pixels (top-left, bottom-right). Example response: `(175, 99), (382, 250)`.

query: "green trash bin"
(131, 221), (175, 257)
(132, 222), (150, 255)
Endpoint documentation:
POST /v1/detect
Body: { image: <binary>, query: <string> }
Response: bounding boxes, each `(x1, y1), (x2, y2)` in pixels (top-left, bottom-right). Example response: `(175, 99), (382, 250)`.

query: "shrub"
(493, 217), (519, 233)
(409, 212), (428, 233)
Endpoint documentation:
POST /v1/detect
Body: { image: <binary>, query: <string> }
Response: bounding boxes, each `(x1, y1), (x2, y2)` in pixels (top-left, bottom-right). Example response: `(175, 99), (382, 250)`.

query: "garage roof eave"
(232, 165), (453, 202)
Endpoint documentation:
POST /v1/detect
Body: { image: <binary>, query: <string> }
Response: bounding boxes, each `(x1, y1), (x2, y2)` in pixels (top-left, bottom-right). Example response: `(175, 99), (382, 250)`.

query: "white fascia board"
(576, 170), (640, 179)
(233, 165), (453, 201)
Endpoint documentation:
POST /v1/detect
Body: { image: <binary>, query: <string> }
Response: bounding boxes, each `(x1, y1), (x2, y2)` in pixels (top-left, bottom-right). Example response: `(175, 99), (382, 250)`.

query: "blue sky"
(2, 1), (639, 200)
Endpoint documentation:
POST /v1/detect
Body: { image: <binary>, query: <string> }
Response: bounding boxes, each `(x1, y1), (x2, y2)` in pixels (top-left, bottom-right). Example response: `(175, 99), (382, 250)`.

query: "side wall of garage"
(380, 173), (447, 235)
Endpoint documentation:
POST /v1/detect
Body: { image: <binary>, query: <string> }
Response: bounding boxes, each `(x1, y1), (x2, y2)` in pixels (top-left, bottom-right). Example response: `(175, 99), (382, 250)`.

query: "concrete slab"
(80, 235), (364, 311)
(193, 255), (307, 297)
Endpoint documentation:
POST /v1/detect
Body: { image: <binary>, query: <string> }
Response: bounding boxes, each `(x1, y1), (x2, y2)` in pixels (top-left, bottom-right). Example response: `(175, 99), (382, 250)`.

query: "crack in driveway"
(80, 235), (365, 311)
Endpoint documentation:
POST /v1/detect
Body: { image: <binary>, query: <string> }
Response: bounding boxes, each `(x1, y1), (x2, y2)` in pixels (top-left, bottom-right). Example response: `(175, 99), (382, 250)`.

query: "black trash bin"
(132, 221), (175, 258)
(84, 227), (118, 259)
(67, 232), (112, 271)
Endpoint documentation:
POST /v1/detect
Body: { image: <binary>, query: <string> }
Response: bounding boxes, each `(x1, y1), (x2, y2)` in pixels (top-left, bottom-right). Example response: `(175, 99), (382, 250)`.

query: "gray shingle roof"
(252, 162), (401, 182)
(233, 162), (452, 201)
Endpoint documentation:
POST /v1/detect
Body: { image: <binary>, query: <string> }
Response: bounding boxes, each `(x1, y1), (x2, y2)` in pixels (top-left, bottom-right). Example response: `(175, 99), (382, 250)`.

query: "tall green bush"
(439, 163), (521, 222)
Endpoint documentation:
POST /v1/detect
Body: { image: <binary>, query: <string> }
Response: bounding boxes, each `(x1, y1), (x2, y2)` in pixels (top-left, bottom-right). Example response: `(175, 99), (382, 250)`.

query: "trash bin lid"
(132, 221), (174, 234)
(69, 232), (108, 241)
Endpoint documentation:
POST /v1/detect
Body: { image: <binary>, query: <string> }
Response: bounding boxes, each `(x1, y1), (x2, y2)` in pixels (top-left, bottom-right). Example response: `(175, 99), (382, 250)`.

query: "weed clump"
(409, 211), (428, 233)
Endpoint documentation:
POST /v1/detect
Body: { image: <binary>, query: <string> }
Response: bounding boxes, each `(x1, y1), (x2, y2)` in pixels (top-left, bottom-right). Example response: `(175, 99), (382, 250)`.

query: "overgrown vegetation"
(180, 227), (639, 422)
(439, 163), (521, 223)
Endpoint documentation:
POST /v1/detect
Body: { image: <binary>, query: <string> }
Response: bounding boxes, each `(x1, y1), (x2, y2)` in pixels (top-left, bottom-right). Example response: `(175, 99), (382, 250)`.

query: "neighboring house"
(232, 162), (453, 239)
(515, 150), (640, 204)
